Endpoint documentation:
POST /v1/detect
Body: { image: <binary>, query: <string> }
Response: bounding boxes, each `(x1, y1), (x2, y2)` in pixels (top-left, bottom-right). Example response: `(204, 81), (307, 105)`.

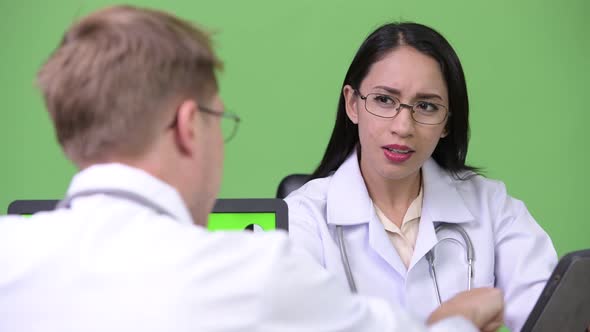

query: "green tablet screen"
(207, 212), (276, 231)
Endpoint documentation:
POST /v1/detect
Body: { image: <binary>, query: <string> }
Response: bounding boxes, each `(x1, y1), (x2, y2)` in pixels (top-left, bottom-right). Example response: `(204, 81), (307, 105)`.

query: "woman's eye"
(415, 101), (438, 112)
(373, 95), (395, 105)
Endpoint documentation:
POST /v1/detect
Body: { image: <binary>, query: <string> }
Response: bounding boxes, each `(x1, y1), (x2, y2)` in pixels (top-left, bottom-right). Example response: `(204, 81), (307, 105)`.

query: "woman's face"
(343, 45), (449, 183)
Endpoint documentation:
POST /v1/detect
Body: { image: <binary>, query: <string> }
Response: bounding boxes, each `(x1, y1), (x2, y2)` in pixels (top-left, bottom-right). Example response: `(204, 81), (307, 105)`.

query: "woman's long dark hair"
(311, 22), (478, 180)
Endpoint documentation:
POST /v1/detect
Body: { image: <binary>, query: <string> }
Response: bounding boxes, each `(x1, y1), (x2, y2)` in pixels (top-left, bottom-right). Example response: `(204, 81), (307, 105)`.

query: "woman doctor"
(285, 22), (557, 332)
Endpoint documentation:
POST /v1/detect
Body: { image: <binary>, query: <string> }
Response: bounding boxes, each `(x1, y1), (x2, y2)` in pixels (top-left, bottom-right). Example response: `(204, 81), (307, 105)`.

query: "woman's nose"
(388, 105), (415, 137)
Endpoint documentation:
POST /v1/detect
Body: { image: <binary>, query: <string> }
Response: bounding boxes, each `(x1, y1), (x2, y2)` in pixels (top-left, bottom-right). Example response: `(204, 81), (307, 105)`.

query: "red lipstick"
(382, 144), (414, 163)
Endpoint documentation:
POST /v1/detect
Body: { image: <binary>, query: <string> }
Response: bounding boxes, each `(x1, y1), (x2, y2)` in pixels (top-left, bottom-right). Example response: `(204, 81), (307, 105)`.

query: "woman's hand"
(427, 287), (504, 332)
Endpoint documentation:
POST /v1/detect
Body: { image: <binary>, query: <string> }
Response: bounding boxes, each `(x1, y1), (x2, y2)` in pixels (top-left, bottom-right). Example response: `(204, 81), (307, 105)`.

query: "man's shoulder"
(0, 210), (75, 243)
(140, 222), (293, 278)
(187, 229), (290, 257)
(0, 209), (291, 274)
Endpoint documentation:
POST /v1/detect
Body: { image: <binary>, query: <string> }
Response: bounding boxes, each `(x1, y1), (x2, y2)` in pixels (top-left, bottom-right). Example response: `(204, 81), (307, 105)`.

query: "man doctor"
(0, 5), (504, 332)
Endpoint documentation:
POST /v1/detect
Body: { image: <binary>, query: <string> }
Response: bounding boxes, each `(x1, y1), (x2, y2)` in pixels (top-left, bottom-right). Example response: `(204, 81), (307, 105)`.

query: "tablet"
(521, 249), (590, 332)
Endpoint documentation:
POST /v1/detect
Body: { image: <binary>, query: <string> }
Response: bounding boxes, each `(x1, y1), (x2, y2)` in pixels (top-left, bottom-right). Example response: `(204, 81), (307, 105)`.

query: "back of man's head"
(37, 5), (223, 165)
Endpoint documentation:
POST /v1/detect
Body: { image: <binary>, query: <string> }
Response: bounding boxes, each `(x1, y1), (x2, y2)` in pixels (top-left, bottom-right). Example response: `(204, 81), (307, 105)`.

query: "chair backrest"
(276, 174), (310, 199)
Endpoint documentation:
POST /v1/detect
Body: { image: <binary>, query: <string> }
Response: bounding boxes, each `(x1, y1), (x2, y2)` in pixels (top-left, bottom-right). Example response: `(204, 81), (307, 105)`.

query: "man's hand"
(427, 288), (504, 332)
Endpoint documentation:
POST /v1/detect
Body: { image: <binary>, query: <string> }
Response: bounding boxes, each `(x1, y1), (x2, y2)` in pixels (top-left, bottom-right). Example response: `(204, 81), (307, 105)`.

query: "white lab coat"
(0, 163), (478, 332)
(286, 151), (558, 332)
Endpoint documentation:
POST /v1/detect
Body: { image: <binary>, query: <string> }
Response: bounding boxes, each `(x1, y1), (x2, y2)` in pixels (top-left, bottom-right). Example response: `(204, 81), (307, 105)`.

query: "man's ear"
(174, 99), (199, 156)
(343, 85), (359, 124)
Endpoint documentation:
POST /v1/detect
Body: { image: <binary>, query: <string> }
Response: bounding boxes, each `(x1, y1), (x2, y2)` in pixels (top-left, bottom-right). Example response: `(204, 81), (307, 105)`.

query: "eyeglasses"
(168, 106), (241, 142)
(199, 107), (241, 142)
(355, 90), (449, 125)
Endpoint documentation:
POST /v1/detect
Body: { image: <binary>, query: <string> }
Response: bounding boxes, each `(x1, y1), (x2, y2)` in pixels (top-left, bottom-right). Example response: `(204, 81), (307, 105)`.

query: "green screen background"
(1, 1), (588, 323)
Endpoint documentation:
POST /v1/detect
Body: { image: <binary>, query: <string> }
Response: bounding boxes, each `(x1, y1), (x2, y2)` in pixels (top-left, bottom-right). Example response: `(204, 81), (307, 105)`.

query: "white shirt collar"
(65, 163), (194, 225)
(326, 151), (474, 225)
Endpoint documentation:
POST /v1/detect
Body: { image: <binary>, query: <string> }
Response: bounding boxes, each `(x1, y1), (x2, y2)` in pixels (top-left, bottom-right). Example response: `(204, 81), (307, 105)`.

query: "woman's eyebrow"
(373, 86), (401, 95)
(415, 93), (443, 101)
(373, 86), (443, 101)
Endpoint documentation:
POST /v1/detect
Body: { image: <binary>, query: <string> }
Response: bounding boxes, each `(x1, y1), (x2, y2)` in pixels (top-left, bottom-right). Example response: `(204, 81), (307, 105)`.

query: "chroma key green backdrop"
(1, 1), (588, 321)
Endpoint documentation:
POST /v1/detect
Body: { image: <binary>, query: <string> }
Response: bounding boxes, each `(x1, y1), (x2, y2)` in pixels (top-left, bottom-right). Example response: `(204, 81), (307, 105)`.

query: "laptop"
(522, 249), (590, 332)
(7, 198), (288, 232)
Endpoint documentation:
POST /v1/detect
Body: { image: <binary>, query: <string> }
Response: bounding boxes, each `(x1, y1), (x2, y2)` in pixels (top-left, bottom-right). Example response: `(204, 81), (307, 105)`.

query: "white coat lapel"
(410, 159), (475, 270)
(326, 152), (370, 226)
(368, 211), (408, 278)
(327, 151), (407, 279)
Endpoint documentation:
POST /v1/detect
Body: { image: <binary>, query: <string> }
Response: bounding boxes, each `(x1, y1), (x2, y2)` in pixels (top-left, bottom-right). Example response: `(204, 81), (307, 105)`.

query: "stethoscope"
(57, 189), (176, 218)
(57, 189), (264, 231)
(336, 223), (474, 305)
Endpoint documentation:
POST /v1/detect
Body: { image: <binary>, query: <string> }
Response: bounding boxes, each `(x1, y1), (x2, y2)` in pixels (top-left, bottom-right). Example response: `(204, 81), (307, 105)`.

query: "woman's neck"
(360, 159), (422, 228)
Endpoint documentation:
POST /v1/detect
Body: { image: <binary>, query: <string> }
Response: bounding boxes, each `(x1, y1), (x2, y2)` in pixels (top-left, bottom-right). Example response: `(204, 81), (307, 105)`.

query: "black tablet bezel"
(8, 198), (288, 231)
(521, 249), (590, 332)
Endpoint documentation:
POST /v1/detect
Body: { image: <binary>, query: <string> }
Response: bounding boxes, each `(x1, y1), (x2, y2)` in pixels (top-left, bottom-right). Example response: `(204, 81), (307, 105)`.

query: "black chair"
(276, 174), (310, 199)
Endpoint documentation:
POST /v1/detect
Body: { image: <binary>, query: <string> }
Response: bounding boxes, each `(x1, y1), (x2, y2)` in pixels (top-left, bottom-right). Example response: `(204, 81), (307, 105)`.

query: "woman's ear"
(343, 85), (359, 124)
(441, 119), (450, 138)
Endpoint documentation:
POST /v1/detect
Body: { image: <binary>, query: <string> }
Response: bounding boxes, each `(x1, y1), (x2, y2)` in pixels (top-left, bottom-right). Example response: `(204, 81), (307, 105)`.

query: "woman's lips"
(382, 144), (414, 163)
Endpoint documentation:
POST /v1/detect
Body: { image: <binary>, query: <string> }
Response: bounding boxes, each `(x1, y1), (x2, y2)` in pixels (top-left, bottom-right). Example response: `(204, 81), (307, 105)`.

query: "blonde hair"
(37, 5), (223, 163)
